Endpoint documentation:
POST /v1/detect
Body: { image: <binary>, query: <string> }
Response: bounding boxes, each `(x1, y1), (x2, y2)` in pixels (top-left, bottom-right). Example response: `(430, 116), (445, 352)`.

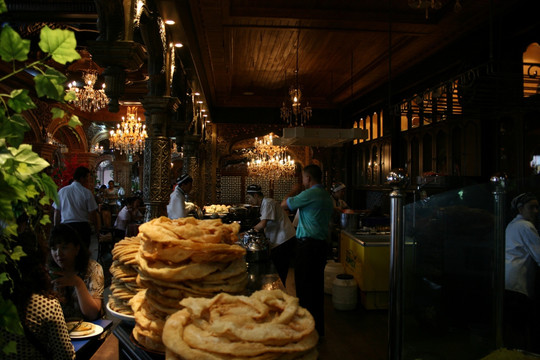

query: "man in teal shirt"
(281, 164), (333, 337)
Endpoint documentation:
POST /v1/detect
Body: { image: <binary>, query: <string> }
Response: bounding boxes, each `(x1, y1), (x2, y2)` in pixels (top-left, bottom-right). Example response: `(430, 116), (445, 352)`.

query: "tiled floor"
(284, 268), (388, 360)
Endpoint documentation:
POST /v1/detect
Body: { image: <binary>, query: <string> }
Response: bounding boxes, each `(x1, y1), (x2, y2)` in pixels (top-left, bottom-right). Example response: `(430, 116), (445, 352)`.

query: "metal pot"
(239, 229), (270, 262)
(340, 212), (360, 232)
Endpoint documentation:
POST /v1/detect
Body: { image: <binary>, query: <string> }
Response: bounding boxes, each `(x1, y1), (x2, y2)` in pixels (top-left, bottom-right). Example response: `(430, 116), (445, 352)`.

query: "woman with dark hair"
(49, 224), (104, 321)
(1, 232), (76, 359)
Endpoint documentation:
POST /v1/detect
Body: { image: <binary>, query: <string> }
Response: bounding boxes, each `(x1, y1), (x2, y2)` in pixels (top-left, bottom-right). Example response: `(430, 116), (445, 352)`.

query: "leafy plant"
(0, 6), (83, 355)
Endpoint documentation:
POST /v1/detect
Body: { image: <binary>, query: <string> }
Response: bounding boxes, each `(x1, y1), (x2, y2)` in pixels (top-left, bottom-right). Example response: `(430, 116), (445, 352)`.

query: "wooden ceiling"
(2, 0), (515, 124)
(156, 0), (504, 115)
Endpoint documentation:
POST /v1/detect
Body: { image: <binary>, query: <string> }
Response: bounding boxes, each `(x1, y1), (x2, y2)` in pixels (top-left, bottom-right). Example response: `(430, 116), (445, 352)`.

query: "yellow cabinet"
(340, 231), (390, 309)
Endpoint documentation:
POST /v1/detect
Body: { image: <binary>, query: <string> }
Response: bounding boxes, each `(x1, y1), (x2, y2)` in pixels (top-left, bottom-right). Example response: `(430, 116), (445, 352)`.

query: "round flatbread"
(67, 321), (94, 336)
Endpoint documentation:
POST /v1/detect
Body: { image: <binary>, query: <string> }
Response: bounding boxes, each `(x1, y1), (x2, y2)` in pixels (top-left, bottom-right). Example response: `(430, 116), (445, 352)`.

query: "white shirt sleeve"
(167, 190), (186, 219)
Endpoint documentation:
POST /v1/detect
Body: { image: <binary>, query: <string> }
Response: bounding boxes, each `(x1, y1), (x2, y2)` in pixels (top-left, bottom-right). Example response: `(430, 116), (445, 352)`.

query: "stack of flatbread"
(108, 236), (143, 315)
(132, 216), (248, 353)
(163, 289), (319, 359)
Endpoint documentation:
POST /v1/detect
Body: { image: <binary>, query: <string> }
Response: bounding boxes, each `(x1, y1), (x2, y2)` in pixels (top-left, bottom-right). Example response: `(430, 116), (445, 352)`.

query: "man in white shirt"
(504, 192), (540, 351)
(114, 196), (143, 237)
(53, 166), (98, 249)
(167, 174), (193, 219)
(247, 184), (296, 285)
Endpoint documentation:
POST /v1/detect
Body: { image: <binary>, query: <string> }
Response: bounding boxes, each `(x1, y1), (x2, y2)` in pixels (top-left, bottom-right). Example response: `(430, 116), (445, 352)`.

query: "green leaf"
(0, 114), (30, 147)
(3, 223), (17, 237)
(0, 298), (23, 335)
(3, 341), (18, 355)
(7, 89), (37, 113)
(0, 25), (30, 62)
(64, 90), (77, 102)
(51, 107), (65, 120)
(0, 0), (7, 14)
(38, 26), (80, 65)
(40, 214), (51, 226)
(24, 183), (39, 199)
(34, 70), (66, 100)
(39, 173), (58, 202)
(68, 114), (82, 128)
(8, 144), (50, 179)
(9, 246), (25, 261)
(0, 272), (7, 285)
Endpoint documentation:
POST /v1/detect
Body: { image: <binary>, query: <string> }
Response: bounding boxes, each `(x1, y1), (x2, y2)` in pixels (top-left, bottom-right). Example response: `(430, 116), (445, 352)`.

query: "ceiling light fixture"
(408, 0), (442, 19)
(247, 133), (295, 180)
(91, 143), (104, 155)
(67, 71), (108, 112)
(109, 106), (148, 155)
(280, 29), (312, 127)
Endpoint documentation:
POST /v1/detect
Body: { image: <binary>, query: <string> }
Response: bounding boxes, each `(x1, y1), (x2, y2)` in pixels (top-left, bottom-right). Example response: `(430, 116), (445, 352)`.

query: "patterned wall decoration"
(220, 176), (242, 204)
(143, 136), (171, 220)
(273, 176), (298, 201)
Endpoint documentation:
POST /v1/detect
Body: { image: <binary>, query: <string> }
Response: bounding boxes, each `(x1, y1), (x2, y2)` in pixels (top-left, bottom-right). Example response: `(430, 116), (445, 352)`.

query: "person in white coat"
(504, 192), (540, 352)
(247, 184), (296, 285)
(167, 174), (193, 219)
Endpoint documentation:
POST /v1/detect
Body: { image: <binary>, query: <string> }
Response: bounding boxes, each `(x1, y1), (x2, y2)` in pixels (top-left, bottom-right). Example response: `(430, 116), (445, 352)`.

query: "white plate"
(106, 302), (135, 324)
(70, 324), (103, 339)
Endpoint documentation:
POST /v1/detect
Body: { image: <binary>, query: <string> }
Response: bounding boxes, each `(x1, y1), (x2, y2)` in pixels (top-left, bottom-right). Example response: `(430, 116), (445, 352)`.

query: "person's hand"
(51, 270), (83, 288)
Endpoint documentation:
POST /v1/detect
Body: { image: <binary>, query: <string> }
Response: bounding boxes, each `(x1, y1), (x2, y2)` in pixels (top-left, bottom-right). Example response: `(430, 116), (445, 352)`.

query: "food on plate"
(131, 216), (247, 353)
(204, 204), (231, 214)
(66, 321), (94, 336)
(162, 289), (319, 360)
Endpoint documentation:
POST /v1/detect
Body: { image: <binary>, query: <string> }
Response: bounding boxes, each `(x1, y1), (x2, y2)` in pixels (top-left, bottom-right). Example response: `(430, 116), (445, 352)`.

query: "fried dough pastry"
(162, 290), (319, 360)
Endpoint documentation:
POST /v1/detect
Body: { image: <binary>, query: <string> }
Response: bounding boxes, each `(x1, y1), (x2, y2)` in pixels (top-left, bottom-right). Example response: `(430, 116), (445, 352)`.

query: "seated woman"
(49, 224), (104, 321)
(114, 196), (143, 238)
(1, 231), (76, 359)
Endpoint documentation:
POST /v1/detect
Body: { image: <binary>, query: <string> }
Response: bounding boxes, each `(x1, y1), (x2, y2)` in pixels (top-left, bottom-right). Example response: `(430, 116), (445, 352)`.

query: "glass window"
(523, 42), (540, 97)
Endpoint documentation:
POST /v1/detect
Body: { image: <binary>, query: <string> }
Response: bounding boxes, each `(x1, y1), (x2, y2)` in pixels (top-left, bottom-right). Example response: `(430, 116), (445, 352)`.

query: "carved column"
(141, 96), (180, 221)
(113, 160), (132, 197)
(182, 133), (201, 206)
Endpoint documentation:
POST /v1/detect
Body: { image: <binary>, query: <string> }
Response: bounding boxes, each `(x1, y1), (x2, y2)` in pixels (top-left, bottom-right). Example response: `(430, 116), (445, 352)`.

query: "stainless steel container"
(239, 229), (270, 262)
(340, 212), (360, 232)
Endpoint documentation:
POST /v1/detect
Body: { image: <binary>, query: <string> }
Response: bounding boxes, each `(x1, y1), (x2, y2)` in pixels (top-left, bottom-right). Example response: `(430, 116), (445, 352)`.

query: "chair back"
(101, 209), (113, 228)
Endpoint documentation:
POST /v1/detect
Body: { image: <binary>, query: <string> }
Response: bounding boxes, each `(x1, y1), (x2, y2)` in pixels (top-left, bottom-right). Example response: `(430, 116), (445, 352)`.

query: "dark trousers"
(503, 290), (535, 351)
(66, 222), (92, 249)
(270, 237), (295, 286)
(295, 237), (327, 336)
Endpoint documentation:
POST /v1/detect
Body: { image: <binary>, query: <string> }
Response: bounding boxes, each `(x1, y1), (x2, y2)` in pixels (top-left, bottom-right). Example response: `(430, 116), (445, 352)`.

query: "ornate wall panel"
(220, 176), (242, 204)
(143, 136), (171, 220)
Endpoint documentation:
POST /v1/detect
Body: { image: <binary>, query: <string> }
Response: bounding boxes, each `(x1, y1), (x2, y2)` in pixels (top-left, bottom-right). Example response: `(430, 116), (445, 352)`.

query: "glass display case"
(399, 182), (505, 359)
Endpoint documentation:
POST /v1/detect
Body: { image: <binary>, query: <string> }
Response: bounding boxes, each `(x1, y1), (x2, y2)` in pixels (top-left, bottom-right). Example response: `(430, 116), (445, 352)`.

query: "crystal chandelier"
(91, 143), (104, 155)
(109, 106), (148, 155)
(67, 71), (108, 112)
(247, 133), (295, 180)
(280, 30), (312, 127)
